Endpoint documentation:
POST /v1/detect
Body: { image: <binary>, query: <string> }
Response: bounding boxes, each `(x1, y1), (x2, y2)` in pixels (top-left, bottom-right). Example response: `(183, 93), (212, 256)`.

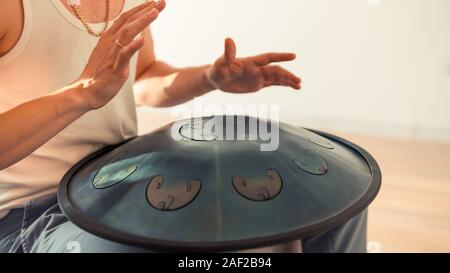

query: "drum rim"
(57, 129), (382, 252)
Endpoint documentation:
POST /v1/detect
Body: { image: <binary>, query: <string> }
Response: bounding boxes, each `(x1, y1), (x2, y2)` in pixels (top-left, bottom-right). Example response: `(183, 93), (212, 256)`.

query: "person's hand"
(75, 0), (166, 110)
(206, 38), (301, 93)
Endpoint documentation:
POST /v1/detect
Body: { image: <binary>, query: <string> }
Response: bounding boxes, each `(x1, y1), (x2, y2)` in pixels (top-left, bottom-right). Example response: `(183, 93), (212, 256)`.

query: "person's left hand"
(206, 38), (301, 93)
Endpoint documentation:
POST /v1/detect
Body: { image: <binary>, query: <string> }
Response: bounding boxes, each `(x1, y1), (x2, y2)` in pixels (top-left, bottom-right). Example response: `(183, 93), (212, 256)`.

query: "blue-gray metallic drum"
(58, 116), (381, 251)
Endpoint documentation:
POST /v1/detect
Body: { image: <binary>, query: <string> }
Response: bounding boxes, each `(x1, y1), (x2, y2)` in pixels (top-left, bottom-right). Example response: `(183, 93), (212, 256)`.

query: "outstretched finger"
(262, 65), (301, 85)
(116, 8), (160, 46)
(264, 80), (301, 90)
(251, 53), (296, 67)
(224, 38), (237, 63)
(114, 36), (145, 72)
(108, 0), (166, 35)
(120, 0), (166, 31)
(107, 1), (154, 34)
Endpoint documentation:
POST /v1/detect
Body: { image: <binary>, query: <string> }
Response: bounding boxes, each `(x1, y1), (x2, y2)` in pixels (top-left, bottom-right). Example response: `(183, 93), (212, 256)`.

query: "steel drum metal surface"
(58, 116), (381, 251)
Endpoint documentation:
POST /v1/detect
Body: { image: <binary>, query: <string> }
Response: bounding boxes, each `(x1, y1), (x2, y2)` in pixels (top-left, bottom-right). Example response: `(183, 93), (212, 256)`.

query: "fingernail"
(148, 8), (158, 17)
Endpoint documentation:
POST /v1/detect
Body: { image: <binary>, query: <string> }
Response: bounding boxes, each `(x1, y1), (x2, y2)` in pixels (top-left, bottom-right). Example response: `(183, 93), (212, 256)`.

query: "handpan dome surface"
(58, 116), (381, 251)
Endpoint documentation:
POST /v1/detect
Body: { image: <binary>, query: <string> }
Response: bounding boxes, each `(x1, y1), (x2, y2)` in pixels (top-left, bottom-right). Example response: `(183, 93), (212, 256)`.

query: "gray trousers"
(0, 193), (367, 253)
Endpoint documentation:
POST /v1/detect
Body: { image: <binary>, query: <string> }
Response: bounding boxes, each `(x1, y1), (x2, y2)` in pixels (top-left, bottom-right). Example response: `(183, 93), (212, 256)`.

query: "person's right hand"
(75, 0), (166, 110)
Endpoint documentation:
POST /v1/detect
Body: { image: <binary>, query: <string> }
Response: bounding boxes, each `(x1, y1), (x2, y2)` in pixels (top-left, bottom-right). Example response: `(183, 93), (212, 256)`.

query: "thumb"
(224, 38), (237, 63)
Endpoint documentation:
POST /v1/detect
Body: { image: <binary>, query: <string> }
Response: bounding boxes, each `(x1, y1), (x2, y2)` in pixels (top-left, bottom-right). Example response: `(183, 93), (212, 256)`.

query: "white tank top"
(0, 0), (145, 218)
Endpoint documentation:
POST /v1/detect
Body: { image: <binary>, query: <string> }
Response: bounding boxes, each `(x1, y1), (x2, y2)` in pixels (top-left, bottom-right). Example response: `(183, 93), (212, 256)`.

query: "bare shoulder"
(0, 0), (24, 56)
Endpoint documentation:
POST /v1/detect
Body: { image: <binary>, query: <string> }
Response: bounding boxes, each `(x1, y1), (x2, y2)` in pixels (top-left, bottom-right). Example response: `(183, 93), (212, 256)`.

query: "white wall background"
(138, 0), (450, 142)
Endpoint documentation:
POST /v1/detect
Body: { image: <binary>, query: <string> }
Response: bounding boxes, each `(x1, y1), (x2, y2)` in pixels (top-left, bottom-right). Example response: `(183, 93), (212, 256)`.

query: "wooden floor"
(340, 133), (450, 253)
